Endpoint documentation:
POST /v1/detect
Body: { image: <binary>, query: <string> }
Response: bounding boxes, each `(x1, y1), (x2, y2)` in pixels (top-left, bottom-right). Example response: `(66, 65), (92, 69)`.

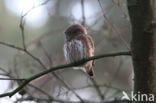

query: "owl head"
(64, 24), (87, 40)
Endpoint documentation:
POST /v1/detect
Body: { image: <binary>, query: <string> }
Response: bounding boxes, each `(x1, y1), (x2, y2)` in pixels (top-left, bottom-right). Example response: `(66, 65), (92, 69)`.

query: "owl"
(63, 24), (95, 77)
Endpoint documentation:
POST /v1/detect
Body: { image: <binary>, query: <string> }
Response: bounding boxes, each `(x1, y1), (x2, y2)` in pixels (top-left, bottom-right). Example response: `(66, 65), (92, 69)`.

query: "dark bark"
(127, 0), (156, 102)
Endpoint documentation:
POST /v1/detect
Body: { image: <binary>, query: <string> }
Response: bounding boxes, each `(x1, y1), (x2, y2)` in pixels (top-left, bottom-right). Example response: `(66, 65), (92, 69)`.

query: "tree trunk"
(127, 0), (156, 102)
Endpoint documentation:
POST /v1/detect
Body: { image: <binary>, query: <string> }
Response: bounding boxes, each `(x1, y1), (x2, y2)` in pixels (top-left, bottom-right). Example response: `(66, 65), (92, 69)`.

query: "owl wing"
(75, 34), (95, 66)
(75, 34), (94, 58)
(76, 34), (95, 76)
(86, 34), (95, 65)
(86, 34), (94, 57)
(64, 39), (87, 64)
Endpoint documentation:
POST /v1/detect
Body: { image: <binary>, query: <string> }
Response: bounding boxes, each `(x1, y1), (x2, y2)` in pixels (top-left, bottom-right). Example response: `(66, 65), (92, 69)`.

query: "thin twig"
(25, 50), (47, 69)
(27, 49), (84, 102)
(0, 73), (8, 76)
(98, 0), (130, 50)
(0, 33), (84, 101)
(0, 1), (85, 100)
(0, 51), (131, 98)
(18, 0), (84, 101)
(0, 78), (25, 81)
(22, 0), (50, 17)
(81, 70), (104, 99)
(19, 0), (50, 50)
(37, 41), (84, 102)
(0, 41), (24, 51)
(28, 84), (53, 99)
(73, 83), (130, 93)
(0, 67), (54, 100)
(38, 41), (53, 66)
(0, 41), (47, 69)
(91, 78), (104, 99)
(52, 72), (85, 103)
(112, 0), (128, 19)
(15, 96), (131, 103)
(0, 0), (132, 101)
(103, 59), (123, 96)
(19, 16), (26, 50)
(81, 0), (86, 26)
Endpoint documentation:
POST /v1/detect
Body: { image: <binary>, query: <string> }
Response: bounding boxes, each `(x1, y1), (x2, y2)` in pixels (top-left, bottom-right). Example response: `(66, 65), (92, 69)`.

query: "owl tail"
(85, 66), (94, 77)
(87, 67), (94, 77)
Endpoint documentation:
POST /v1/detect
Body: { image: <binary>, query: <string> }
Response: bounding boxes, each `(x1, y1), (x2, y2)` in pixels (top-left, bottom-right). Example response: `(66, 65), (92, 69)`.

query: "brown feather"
(64, 24), (95, 77)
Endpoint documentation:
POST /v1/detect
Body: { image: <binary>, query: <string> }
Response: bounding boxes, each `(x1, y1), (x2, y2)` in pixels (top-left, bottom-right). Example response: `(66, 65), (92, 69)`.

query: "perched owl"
(63, 24), (95, 77)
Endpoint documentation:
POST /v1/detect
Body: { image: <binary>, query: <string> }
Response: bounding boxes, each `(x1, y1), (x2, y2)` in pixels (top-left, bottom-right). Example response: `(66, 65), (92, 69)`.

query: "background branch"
(98, 0), (130, 50)
(0, 51), (131, 98)
(81, 0), (86, 26)
(0, 0), (133, 102)
(15, 96), (131, 103)
(0, 78), (25, 81)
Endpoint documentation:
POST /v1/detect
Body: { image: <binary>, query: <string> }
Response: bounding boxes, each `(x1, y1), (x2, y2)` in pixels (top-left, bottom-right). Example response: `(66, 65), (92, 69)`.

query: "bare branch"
(15, 96), (131, 103)
(38, 41), (53, 66)
(73, 83), (130, 93)
(98, 0), (130, 50)
(18, 0), (85, 101)
(91, 78), (104, 99)
(112, 0), (128, 20)
(81, 0), (86, 26)
(19, 16), (26, 50)
(0, 38), (84, 101)
(0, 78), (25, 81)
(0, 40), (84, 101)
(52, 72), (85, 103)
(0, 41), (47, 69)
(0, 1), (132, 102)
(0, 51), (131, 98)
(103, 59), (123, 97)
(25, 50), (47, 69)
(0, 66), (54, 100)
(19, 0), (50, 50)
(27, 84), (53, 99)
(0, 41), (24, 51)
(22, 0), (50, 17)
(37, 42), (84, 101)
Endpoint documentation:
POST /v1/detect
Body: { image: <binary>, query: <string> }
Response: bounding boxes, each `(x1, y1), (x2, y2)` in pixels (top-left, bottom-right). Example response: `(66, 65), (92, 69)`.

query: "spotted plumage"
(63, 24), (95, 77)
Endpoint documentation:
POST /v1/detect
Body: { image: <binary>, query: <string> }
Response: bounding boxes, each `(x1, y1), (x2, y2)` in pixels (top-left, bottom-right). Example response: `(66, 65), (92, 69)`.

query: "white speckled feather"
(64, 40), (87, 64)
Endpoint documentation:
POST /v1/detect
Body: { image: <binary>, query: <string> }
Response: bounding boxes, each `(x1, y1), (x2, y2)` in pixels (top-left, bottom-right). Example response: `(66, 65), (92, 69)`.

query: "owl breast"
(64, 40), (87, 63)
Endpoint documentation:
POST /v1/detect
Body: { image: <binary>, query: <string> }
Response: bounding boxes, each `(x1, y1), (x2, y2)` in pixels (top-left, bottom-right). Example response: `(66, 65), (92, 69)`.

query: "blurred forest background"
(0, 0), (132, 102)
